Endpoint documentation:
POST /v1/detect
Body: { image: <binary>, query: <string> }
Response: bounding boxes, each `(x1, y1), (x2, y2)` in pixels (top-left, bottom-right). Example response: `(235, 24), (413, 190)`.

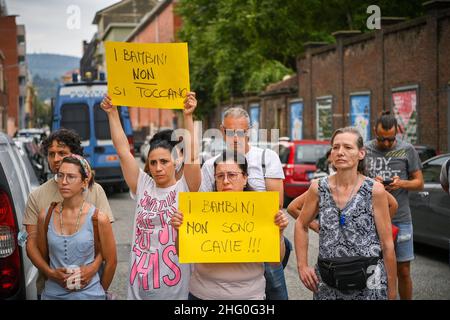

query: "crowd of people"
(21, 92), (450, 300)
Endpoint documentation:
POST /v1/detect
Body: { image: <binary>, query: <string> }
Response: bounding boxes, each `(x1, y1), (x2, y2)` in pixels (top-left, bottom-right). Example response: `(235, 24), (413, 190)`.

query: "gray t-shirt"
(365, 139), (422, 223)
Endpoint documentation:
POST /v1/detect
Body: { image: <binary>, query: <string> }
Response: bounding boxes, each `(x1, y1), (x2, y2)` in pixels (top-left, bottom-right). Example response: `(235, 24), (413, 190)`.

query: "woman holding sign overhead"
(100, 93), (201, 300)
(171, 150), (289, 300)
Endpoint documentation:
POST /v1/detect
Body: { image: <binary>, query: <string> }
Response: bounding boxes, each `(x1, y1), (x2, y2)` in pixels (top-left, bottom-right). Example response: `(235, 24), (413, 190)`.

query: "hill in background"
(27, 53), (79, 101)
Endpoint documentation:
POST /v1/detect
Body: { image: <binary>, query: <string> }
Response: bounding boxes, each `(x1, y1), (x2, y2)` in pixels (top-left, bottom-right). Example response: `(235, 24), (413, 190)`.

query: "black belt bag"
(318, 256), (381, 292)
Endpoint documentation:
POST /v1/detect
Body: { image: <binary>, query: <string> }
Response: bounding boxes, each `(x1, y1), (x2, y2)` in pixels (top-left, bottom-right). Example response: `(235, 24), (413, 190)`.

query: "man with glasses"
(365, 111), (424, 300)
(23, 128), (114, 299)
(200, 107), (290, 300)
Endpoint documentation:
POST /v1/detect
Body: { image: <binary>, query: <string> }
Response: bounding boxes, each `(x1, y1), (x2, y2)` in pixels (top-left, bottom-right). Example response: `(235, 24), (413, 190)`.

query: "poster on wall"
(249, 104), (260, 143)
(290, 101), (303, 140)
(316, 97), (333, 140)
(392, 88), (418, 144)
(350, 94), (371, 142)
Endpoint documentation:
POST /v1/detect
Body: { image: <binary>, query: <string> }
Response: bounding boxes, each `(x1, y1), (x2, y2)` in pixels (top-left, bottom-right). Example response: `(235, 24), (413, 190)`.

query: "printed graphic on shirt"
(130, 189), (181, 291)
(366, 149), (408, 180)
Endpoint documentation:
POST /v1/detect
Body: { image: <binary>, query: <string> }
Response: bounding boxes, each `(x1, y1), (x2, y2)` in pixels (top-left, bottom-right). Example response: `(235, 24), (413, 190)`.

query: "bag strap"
(92, 208), (101, 256)
(43, 202), (58, 263)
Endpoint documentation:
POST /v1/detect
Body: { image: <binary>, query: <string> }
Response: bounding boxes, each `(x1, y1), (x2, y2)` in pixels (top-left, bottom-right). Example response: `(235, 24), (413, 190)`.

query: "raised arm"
(182, 92), (201, 192)
(372, 182), (397, 300)
(101, 95), (140, 194)
(294, 180), (320, 293)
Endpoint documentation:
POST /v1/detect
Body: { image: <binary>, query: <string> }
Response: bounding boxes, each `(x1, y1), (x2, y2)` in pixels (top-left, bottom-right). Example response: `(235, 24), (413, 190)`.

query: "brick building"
(297, 1), (450, 152)
(0, 14), (28, 136)
(212, 75), (298, 141)
(81, 0), (158, 79)
(211, 1), (450, 152)
(0, 50), (6, 132)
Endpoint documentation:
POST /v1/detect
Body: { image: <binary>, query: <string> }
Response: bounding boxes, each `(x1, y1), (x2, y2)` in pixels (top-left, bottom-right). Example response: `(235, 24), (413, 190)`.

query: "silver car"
(0, 132), (39, 299)
(409, 153), (450, 251)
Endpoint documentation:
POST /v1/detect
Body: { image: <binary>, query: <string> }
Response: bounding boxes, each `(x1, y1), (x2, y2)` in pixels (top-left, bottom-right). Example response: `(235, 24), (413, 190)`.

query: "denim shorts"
(393, 222), (415, 262)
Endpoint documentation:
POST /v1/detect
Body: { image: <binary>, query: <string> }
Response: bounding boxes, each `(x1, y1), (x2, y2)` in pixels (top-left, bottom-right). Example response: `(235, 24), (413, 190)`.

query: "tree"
(176, 0), (424, 118)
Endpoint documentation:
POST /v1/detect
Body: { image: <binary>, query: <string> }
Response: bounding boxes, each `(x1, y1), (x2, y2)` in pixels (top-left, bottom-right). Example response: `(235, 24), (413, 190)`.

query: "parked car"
(414, 145), (437, 163)
(409, 153), (450, 251)
(13, 137), (49, 184)
(278, 139), (330, 206)
(0, 132), (39, 299)
(14, 128), (47, 142)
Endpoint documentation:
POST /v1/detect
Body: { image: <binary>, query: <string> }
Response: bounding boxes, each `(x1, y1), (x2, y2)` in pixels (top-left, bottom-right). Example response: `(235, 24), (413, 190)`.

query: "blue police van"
(52, 76), (133, 192)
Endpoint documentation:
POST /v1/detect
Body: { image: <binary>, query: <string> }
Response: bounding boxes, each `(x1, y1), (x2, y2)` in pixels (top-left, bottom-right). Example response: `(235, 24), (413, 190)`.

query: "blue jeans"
(264, 237), (292, 300)
(393, 222), (415, 262)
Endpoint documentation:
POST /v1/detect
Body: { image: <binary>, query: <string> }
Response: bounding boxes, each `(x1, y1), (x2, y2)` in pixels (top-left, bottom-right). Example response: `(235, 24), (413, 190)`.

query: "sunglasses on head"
(376, 136), (396, 142)
(224, 129), (248, 138)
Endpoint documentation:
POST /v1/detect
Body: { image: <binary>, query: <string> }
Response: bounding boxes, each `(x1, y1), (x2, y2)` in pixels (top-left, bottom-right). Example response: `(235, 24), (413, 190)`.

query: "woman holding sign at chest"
(171, 150), (289, 300)
(100, 93), (201, 300)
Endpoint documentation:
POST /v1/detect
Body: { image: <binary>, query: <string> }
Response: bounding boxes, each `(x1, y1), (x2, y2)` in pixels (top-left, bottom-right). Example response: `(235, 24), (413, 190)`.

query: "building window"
(349, 92), (371, 142)
(391, 85), (419, 144)
(289, 100), (303, 140)
(249, 103), (260, 143)
(316, 96), (333, 140)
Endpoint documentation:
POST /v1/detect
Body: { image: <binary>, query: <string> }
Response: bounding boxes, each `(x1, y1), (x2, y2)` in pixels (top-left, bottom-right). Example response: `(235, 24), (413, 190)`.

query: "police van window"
(60, 104), (90, 141)
(94, 104), (124, 140)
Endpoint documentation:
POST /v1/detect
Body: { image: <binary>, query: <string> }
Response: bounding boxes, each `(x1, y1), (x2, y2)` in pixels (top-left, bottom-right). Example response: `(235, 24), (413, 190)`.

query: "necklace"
(335, 174), (360, 226)
(59, 200), (85, 235)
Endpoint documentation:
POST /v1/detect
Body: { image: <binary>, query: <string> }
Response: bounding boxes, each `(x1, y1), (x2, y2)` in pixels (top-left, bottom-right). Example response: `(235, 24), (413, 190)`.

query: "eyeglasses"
(224, 129), (248, 138)
(376, 136), (396, 143)
(56, 173), (81, 184)
(214, 171), (243, 182)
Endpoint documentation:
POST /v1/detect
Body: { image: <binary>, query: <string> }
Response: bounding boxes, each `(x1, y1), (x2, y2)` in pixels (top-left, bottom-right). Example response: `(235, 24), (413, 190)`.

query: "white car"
(0, 132), (39, 299)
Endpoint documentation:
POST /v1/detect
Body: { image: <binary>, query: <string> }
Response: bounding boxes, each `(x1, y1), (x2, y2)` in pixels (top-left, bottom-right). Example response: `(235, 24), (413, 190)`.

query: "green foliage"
(176, 0), (424, 118)
(33, 95), (51, 128)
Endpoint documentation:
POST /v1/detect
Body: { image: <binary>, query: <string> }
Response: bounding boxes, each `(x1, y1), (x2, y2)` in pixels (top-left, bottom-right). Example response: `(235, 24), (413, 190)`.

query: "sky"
(5, 0), (120, 57)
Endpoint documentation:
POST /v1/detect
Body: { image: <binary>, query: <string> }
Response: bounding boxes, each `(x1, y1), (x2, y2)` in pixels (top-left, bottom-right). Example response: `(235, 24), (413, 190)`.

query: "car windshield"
(294, 144), (329, 164)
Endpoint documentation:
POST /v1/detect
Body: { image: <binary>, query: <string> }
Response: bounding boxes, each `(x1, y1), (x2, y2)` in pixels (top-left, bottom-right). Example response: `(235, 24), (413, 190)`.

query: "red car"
(278, 140), (330, 206)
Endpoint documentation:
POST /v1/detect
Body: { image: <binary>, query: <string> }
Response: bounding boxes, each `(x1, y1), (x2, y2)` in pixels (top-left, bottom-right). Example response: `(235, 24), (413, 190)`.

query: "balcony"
(17, 43), (26, 58)
(19, 83), (26, 97)
(19, 63), (27, 77)
(17, 25), (26, 44)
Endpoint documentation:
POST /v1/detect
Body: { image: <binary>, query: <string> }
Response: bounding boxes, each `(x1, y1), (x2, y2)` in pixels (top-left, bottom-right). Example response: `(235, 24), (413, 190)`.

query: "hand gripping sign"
(178, 192), (280, 263)
(105, 41), (190, 109)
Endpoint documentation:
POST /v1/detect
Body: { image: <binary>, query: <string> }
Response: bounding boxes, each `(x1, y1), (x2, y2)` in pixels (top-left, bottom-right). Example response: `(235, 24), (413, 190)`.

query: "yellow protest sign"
(178, 192), (280, 263)
(104, 41), (190, 109)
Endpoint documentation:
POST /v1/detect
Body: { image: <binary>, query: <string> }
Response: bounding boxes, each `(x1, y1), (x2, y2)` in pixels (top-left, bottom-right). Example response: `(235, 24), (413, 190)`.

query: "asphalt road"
(108, 158), (450, 300)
